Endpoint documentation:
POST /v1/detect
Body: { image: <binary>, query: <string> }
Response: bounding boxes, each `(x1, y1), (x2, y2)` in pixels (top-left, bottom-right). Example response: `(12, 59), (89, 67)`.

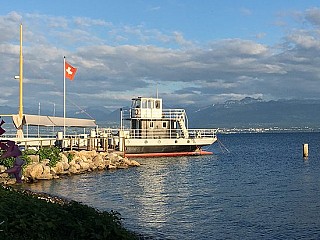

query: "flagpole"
(19, 24), (23, 120)
(63, 56), (66, 138)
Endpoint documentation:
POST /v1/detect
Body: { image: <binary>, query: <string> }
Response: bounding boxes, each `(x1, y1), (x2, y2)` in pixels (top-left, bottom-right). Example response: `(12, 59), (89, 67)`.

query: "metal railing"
(0, 133), (111, 152)
(123, 128), (217, 139)
(122, 108), (187, 119)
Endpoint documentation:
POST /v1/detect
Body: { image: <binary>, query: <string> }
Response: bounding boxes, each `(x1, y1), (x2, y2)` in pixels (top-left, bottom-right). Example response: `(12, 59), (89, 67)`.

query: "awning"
(12, 114), (96, 128)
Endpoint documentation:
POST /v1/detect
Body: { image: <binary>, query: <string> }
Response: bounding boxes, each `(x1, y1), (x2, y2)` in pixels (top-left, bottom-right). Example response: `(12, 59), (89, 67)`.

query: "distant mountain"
(2, 98), (320, 129)
(187, 98), (320, 128)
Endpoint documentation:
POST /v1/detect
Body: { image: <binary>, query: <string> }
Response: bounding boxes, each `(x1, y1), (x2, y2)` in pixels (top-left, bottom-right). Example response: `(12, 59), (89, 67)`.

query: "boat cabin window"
(149, 121), (154, 128)
(155, 100), (160, 109)
(147, 99), (154, 109)
(132, 99), (141, 108)
(162, 122), (167, 128)
(142, 99), (147, 108)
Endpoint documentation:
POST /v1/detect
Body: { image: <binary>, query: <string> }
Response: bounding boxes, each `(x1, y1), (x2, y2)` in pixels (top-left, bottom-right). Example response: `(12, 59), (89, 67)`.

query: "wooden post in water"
(303, 143), (309, 158)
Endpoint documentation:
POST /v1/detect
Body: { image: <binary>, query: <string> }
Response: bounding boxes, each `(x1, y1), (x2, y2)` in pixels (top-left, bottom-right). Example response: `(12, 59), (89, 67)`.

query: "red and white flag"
(65, 61), (77, 80)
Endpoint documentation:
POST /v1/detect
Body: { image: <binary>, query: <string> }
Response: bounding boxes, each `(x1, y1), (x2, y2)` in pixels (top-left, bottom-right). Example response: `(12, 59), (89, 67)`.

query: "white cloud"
(305, 7), (320, 26)
(287, 31), (320, 49)
(1, 8), (320, 111)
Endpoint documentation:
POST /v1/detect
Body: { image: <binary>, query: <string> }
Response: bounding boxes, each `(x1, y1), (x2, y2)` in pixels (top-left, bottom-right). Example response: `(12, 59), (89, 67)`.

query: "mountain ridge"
(1, 97), (320, 129)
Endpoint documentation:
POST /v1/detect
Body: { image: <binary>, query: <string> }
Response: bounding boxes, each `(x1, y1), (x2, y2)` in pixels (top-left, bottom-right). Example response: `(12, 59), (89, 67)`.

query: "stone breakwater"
(0, 150), (140, 184)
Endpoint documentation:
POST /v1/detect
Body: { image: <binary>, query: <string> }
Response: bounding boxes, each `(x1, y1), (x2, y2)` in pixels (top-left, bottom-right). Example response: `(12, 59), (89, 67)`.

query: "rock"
(41, 159), (50, 165)
(74, 163), (81, 170)
(80, 155), (89, 163)
(13, 150), (140, 184)
(28, 155), (39, 163)
(93, 154), (103, 164)
(69, 165), (79, 174)
(79, 161), (90, 171)
(52, 162), (64, 174)
(69, 159), (76, 166)
(0, 173), (8, 178)
(43, 166), (51, 176)
(6, 179), (17, 185)
(62, 162), (70, 171)
(38, 173), (53, 180)
(117, 163), (128, 169)
(24, 163), (44, 180)
(129, 160), (141, 167)
(97, 163), (106, 170)
(0, 178), (8, 184)
(89, 162), (97, 170)
(108, 153), (119, 162)
(50, 168), (57, 175)
(80, 150), (96, 160)
(123, 158), (131, 165)
(107, 164), (117, 170)
(0, 165), (7, 174)
(60, 153), (69, 164)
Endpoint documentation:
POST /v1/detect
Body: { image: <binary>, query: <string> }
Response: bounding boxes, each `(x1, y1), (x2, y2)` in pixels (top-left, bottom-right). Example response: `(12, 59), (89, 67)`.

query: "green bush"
(21, 151), (32, 167)
(0, 153), (15, 168)
(38, 146), (61, 167)
(66, 152), (74, 163)
(0, 186), (138, 240)
(22, 149), (37, 155)
(0, 149), (33, 169)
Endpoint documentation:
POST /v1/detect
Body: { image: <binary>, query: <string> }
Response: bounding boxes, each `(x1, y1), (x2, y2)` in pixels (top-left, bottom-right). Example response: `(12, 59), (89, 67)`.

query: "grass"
(0, 185), (139, 240)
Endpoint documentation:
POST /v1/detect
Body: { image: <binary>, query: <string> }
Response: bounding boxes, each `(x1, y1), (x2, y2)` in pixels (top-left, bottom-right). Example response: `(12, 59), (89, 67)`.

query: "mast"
(19, 24), (23, 119)
(15, 24), (24, 138)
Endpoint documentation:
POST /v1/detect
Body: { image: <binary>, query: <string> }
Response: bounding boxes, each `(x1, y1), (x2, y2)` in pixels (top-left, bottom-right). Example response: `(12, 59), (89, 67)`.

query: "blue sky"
(1, 1), (320, 114)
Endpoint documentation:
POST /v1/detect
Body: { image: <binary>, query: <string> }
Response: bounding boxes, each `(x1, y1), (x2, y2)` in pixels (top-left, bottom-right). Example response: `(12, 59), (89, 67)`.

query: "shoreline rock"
(0, 150), (140, 184)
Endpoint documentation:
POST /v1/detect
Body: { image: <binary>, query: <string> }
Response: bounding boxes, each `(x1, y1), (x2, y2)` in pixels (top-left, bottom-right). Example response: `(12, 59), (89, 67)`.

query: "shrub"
(0, 186), (138, 240)
(22, 149), (37, 155)
(38, 146), (61, 167)
(20, 151), (32, 168)
(0, 153), (15, 168)
(66, 152), (74, 163)
(0, 150), (31, 169)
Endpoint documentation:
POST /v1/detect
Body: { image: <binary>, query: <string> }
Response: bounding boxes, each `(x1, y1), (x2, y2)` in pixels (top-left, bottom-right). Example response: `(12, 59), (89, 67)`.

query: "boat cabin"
(131, 97), (162, 119)
(126, 97), (188, 139)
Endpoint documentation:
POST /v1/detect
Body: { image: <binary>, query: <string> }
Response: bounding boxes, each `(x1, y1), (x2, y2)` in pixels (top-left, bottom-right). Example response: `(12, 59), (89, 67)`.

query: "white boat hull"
(122, 136), (217, 154)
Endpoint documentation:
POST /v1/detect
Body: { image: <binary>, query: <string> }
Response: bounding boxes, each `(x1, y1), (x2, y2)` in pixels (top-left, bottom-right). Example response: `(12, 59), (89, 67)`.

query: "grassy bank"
(0, 185), (139, 240)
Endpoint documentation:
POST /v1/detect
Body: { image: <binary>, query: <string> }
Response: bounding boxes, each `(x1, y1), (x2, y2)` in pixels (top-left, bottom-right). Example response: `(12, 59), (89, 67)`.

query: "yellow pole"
(19, 24), (23, 119)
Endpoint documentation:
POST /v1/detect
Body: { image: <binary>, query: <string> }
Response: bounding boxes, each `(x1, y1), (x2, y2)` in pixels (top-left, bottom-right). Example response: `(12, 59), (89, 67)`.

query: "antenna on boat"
(156, 83), (159, 98)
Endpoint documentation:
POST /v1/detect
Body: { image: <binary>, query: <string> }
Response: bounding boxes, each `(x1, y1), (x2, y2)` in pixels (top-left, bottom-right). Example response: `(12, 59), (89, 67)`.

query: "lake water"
(24, 132), (320, 239)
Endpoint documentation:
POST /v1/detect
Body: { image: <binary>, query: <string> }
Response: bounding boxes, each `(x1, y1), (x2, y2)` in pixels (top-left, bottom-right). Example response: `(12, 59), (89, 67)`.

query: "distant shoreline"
(218, 127), (320, 134)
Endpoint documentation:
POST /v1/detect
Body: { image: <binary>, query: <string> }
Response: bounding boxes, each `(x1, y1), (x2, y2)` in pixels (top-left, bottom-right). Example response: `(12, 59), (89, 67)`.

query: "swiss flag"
(65, 61), (77, 80)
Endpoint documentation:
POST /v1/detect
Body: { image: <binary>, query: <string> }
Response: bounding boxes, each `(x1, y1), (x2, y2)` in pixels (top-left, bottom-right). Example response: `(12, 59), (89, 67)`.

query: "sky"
(1, 1), (320, 115)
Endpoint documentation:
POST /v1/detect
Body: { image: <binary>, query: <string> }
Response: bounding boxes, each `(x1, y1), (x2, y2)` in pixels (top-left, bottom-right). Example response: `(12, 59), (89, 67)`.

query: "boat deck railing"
(162, 109), (186, 119)
(122, 108), (187, 120)
(122, 128), (217, 139)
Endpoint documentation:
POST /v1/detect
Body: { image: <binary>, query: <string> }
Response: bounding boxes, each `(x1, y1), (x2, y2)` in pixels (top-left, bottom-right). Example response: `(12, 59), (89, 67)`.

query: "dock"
(1, 134), (115, 153)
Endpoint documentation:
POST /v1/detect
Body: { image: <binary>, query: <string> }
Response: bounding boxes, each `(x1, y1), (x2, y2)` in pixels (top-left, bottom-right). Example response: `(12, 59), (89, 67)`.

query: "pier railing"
(0, 134), (113, 152)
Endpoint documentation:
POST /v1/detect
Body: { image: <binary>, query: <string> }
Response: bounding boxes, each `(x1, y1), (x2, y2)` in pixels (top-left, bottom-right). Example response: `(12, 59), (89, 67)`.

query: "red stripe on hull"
(125, 150), (213, 158)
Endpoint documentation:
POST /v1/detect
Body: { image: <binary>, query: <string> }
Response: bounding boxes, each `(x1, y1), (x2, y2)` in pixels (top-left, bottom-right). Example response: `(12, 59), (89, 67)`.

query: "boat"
(102, 96), (218, 157)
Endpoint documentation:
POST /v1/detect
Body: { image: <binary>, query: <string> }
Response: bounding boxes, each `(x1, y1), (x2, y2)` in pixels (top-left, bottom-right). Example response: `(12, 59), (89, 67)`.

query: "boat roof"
(131, 96), (161, 100)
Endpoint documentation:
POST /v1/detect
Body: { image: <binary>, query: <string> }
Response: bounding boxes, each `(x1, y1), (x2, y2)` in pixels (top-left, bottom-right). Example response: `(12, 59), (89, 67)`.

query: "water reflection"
(134, 157), (198, 232)
(24, 155), (220, 239)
